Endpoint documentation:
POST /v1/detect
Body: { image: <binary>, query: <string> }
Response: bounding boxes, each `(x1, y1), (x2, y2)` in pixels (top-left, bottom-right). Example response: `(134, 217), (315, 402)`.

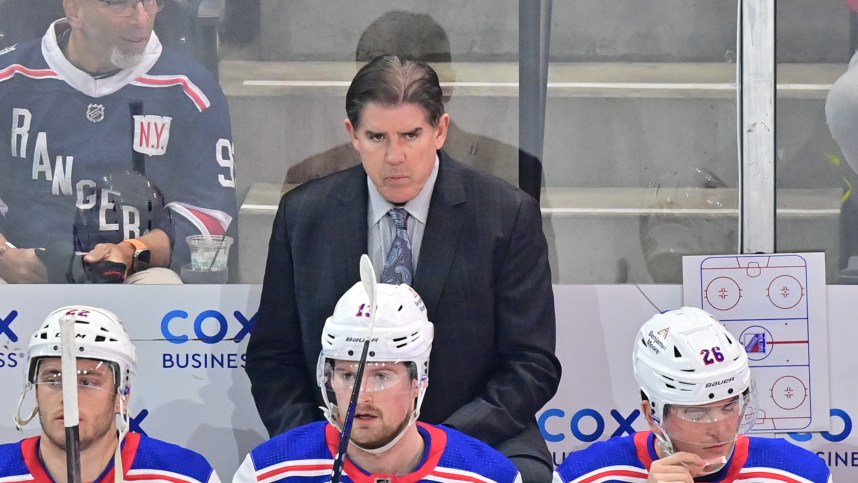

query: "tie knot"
(389, 208), (408, 228)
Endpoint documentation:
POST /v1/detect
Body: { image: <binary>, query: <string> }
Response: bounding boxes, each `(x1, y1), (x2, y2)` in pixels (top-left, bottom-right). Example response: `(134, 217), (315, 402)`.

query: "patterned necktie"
(381, 208), (414, 285)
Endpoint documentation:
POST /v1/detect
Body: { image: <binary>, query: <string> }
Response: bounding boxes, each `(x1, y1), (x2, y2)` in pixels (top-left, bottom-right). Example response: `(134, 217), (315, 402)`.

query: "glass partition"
(224, 3), (525, 283)
(544, 1), (741, 283)
(0, 0), (237, 284)
(2, 1), (836, 285)
(778, 1), (856, 283)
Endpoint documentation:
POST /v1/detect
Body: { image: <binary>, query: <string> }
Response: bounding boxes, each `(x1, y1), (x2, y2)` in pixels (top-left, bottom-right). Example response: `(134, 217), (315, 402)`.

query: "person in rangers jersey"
(234, 281), (522, 483)
(553, 307), (832, 483)
(2, 304), (221, 482)
(0, 0), (236, 284)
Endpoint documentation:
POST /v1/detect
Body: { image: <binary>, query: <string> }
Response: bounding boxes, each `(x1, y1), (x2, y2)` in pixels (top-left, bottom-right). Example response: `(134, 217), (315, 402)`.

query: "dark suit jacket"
(245, 151), (561, 466)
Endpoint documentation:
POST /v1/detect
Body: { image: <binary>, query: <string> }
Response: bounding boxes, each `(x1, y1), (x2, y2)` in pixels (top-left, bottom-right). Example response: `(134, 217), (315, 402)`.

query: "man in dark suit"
(245, 55), (561, 482)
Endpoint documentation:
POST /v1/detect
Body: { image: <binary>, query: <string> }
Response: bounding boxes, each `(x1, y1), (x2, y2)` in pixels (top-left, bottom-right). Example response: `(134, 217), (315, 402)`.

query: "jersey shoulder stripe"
(736, 468), (816, 483)
(125, 467), (206, 483)
(0, 64), (59, 83)
(428, 466), (518, 483)
(133, 74), (211, 111)
(256, 460), (333, 482)
(561, 465), (648, 483)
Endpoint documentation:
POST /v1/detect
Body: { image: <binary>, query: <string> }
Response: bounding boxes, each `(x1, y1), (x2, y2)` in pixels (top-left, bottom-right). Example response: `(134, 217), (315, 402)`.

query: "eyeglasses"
(95, 0), (165, 17)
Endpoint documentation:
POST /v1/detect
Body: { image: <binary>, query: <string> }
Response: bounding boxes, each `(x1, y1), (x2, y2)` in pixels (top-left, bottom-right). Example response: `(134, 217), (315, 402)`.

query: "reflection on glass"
(826, 50), (858, 283)
(0, 0), (236, 284)
(777, 1), (854, 283)
(284, 10), (521, 188)
(640, 168), (736, 283)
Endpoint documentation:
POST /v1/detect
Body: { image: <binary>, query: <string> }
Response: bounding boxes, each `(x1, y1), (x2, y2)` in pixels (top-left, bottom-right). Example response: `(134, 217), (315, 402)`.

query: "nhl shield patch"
(86, 104), (105, 123)
(133, 114), (173, 156)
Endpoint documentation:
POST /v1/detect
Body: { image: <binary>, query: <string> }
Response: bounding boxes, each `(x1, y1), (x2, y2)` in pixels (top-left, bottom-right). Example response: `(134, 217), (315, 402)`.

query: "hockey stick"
(59, 315), (83, 483)
(331, 254), (377, 483)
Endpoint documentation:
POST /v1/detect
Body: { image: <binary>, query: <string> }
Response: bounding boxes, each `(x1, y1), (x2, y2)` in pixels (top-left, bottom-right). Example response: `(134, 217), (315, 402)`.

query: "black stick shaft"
(331, 255), (378, 483)
(60, 316), (82, 483)
(330, 339), (371, 483)
(65, 426), (82, 483)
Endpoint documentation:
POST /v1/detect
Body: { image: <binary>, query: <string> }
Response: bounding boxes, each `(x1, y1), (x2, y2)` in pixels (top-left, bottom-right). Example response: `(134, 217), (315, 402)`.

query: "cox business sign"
(788, 408), (858, 469)
(160, 309), (256, 369)
(541, 405), (858, 471)
(0, 310), (24, 369)
(539, 406), (646, 467)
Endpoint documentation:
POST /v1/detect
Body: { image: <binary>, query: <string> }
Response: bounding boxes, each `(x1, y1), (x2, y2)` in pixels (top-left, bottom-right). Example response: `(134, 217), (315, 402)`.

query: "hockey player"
(0, 0), (236, 283)
(234, 281), (522, 483)
(553, 306), (832, 483)
(2, 305), (220, 482)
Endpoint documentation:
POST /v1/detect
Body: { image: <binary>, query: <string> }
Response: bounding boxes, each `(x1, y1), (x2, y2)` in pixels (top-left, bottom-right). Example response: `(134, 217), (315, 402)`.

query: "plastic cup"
(186, 234), (233, 272)
(180, 264), (228, 284)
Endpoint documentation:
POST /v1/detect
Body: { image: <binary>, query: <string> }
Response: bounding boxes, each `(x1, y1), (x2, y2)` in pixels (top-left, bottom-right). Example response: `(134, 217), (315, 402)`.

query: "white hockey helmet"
(317, 282), (433, 449)
(633, 307), (756, 456)
(15, 306), (137, 430)
(27, 306), (137, 395)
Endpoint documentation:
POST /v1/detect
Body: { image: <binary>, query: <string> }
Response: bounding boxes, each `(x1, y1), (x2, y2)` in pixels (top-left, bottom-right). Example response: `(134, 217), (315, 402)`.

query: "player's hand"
(0, 247), (49, 283)
(647, 452), (705, 482)
(84, 242), (134, 270)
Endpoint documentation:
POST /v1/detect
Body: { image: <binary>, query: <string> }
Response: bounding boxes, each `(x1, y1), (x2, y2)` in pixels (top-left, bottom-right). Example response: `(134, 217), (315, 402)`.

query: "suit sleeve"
(443, 192), (561, 446)
(244, 195), (320, 436)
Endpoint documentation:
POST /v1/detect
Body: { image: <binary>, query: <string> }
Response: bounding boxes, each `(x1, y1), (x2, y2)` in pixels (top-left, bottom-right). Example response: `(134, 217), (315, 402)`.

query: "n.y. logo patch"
(133, 114), (172, 156)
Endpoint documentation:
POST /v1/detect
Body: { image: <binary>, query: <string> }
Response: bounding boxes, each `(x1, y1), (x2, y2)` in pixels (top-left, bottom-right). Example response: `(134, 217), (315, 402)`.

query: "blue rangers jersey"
(0, 20), (236, 274)
(233, 421), (522, 483)
(0, 432), (220, 482)
(553, 431), (832, 483)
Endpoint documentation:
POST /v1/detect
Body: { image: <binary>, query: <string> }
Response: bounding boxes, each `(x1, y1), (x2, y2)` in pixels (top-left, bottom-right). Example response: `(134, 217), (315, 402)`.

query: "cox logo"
(0, 310), (19, 342)
(539, 408), (643, 443)
(788, 408), (852, 443)
(130, 409), (149, 436)
(161, 310), (256, 344)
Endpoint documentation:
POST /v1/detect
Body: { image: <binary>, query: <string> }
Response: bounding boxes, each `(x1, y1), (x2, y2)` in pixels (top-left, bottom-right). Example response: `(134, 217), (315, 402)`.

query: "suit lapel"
(413, 152), (466, 315)
(333, 166), (370, 287)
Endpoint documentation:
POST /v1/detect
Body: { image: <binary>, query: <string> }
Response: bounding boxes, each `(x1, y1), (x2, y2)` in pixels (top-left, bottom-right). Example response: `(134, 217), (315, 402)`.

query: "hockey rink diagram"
(694, 254), (817, 431)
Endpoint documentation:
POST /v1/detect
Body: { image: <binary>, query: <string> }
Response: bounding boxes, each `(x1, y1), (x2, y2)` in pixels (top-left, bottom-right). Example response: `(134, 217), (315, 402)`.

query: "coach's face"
(346, 102), (450, 204)
(65, 0), (157, 73)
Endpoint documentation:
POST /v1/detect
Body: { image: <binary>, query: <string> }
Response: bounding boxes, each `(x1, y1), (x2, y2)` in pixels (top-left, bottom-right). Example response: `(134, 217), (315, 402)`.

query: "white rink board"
(0, 284), (854, 479)
(0, 285), (268, 481)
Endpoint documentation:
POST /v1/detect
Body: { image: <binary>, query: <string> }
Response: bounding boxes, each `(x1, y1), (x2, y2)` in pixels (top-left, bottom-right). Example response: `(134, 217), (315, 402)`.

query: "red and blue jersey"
(0, 432), (219, 482)
(233, 421), (522, 483)
(0, 20), (236, 272)
(553, 431), (832, 483)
